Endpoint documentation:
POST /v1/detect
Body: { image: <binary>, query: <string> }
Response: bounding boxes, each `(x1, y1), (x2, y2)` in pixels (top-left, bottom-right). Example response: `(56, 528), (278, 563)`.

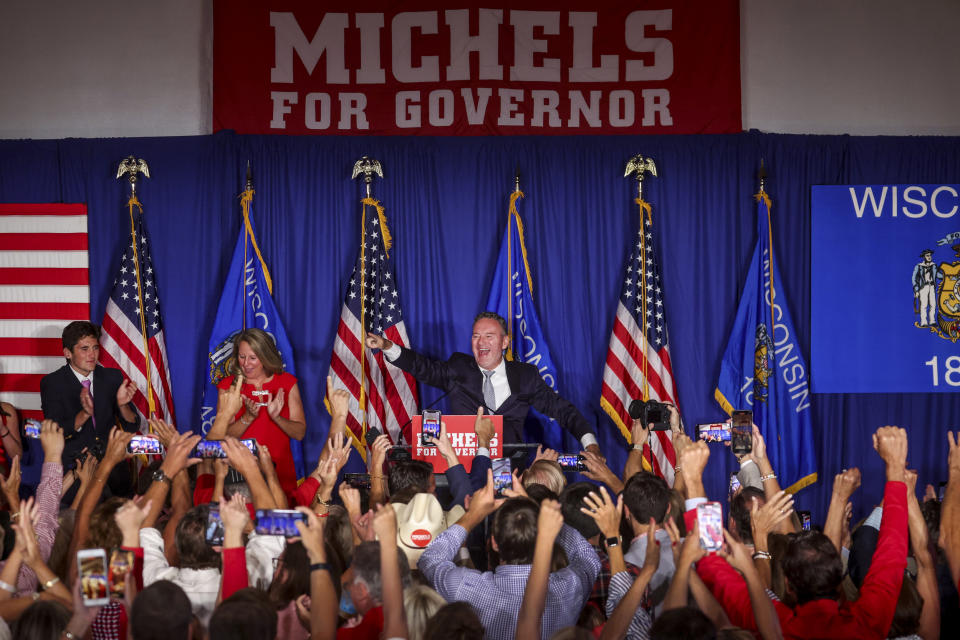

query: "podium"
(409, 414), (503, 473)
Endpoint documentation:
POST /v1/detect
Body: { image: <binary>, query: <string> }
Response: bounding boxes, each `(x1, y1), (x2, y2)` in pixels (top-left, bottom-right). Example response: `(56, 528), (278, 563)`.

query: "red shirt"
(218, 372), (300, 499)
(337, 606), (383, 640)
(697, 481), (908, 640)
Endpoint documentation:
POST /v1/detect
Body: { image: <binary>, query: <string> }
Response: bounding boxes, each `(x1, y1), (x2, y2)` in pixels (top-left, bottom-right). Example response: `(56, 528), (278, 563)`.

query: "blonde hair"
(523, 460), (566, 495)
(229, 328), (284, 376)
(403, 585), (446, 640)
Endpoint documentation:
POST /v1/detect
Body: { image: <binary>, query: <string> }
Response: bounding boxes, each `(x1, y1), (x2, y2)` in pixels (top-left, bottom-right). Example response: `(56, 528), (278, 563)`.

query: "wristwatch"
(152, 469), (171, 485)
(605, 536), (621, 548)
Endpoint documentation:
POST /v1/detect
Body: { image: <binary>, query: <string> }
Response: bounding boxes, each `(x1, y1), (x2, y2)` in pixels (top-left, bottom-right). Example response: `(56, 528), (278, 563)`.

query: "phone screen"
(255, 509), (306, 537)
(345, 473), (371, 489)
(78, 550), (109, 606)
(728, 473), (741, 498)
(240, 438), (258, 457)
(127, 435), (163, 455)
(194, 440), (225, 458)
(697, 423), (731, 442)
(421, 410), (441, 446)
(205, 504), (224, 545)
(731, 411), (753, 455)
(556, 454), (579, 469)
(799, 510), (812, 531)
(697, 502), (724, 551)
(492, 458), (512, 497)
(109, 549), (134, 598)
(23, 419), (41, 439)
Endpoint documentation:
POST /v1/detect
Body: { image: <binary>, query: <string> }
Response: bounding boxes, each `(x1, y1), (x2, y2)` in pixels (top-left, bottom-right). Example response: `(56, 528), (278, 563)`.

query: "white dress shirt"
(384, 344), (598, 450)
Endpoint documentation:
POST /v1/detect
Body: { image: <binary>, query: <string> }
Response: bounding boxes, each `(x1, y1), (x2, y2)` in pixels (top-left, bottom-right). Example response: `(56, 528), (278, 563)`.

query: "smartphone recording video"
(23, 418), (41, 439)
(77, 549), (109, 606)
(127, 435), (163, 456)
(205, 503), (224, 546)
(255, 509), (306, 537)
(109, 548), (134, 598)
(421, 410), (441, 446)
(492, 458), (512, 498)
(799, 510), (812, 531)
(344, 473), (371, 489)
(731, 411), (753, 456)
(696, 422), (731, 443)
(193, 438), (258, 459)
(557, 454), (587, 472)
(697, 502), (724, 552)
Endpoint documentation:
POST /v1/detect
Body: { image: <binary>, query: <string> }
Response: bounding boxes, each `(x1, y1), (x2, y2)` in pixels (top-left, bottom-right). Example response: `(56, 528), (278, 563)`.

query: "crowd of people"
(0, 320), (956, 639)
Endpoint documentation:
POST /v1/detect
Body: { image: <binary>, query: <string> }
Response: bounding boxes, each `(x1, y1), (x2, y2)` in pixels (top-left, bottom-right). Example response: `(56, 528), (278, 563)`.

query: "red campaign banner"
(213, 1), (740, 136)
(410, 414), (503, 473)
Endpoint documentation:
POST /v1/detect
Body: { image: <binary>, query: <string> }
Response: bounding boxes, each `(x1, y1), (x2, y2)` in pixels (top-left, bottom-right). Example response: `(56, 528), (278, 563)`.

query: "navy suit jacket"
(392, 347), (594, 445)
(40, 364), (139, 464)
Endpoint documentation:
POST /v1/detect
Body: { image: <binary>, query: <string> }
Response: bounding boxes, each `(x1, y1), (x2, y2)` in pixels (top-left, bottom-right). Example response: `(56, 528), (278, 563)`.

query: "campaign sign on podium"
(411, 415), (502, 473)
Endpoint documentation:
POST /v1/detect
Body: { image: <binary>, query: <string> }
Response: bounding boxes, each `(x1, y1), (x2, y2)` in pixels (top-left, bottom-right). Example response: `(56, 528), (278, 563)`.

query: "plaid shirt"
(588, 544), (644, 618)
(7, 462), (62, 595)
(419, 523), (600, 640)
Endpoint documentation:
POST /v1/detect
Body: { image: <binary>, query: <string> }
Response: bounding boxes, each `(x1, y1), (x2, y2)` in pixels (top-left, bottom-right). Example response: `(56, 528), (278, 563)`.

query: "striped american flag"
(328, 198), (418, 449)
(0, 204), (90, 423)
(98, 199), (175, 425)
(600, 207), (678, 484)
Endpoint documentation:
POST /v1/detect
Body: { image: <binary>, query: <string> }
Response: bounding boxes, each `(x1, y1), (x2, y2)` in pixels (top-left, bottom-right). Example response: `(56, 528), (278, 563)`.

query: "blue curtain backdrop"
(2, 130), (958, 522)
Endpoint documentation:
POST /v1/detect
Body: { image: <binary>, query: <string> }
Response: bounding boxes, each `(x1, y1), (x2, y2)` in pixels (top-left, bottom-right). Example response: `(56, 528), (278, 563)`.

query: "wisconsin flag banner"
(715, 192), (816, 493)
(200, 187), (304, 478)
(484, 191), (573, 452)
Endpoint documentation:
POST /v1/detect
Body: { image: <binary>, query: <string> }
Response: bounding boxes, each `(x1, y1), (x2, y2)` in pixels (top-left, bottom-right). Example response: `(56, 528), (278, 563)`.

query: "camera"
(627, 399), (671, 431)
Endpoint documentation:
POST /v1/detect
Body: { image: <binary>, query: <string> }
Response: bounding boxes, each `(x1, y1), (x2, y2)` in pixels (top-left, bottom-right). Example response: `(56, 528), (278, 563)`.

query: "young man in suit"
(40, 321), (139, 489)
(365, 311), (602, 457)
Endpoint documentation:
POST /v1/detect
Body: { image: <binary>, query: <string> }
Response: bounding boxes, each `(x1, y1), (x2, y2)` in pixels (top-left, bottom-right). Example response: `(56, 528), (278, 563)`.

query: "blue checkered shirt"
(418, 523), (600, 640)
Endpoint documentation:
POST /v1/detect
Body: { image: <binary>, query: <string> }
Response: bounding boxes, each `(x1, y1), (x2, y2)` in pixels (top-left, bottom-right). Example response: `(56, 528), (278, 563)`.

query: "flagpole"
(625, 154), (658, 404)
(242, 163), (252, 331)
(757, 160), (777, 341)
(506, 172), (520, 359)
(352, 156), (385, 438)
(116, 156), (156, 418)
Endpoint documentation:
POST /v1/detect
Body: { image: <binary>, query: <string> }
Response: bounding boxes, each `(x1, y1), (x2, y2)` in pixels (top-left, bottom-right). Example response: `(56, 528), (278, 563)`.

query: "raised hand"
(364, 332), (393, 352)
(750, 424), (768, 464)
(580, 486), (623, 539)
(75, 451), (97, 486)
(630, 417), (650, 447)
(257, 444), (277, 478)
(116, 379), (137, 406)
(219, 493), (251, 545)
(750, 491), (794, 544)
(873, 426), (908, 480)
(679, 441), (710, 482)
(425, 425), (455, 465)
(672, 430), (693, 460)
(147, 417), (178, 449)
(534, 445), (559, 463)
(948, 431), (960, 479)
(218, 374), (244, 419)
(222, 436), (259, 478)
(12, 497), (41, 567)
(114, 498), (153, 546)
(215, 458), (230, 482)
(642, 517), (661, 572)
(266, 388), (286, 420)
(39, 419), (65, 463)
(159, 431), (202, 478)
(537, 498), (565, 544)
(372, 502), (398, 541)
(326, 376), (350, 420)
(502, 469), (528, 499)
(1, 456), (21, 512)
(474, 407), (495, 448)
(340, 485), (362, 518)
(468, 470), (499, 518)
(580, 450), (620, 489)
(241, 395), (261, 421)
(832, 467), (862, 501)
(328, 431), (352, 472)
(103, 427), (135, 468)
(720, 529), (754, 574)
(294, 507), (328, 563)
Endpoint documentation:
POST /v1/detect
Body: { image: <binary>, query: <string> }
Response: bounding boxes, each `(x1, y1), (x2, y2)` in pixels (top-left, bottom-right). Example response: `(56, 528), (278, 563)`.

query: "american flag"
(0, 204), (90, 423)
(600, 206), (678, 484)
(328, 198), (418, 449)
(98, 199), (175, 425)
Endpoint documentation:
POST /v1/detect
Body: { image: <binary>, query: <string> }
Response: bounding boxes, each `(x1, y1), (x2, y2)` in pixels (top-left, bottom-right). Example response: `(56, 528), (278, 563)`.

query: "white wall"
(0, 0), (210, 139)
(1, 0), (958, 139)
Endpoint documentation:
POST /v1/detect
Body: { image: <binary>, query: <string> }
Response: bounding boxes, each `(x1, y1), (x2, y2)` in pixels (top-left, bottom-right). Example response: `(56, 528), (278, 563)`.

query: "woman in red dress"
(208, 329), (306, 500)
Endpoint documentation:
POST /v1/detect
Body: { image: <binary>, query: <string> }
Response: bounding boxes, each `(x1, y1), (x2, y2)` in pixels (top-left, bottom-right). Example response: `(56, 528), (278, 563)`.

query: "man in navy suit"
(40, 321), (139, 472)
(365, 311), (602, 457)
